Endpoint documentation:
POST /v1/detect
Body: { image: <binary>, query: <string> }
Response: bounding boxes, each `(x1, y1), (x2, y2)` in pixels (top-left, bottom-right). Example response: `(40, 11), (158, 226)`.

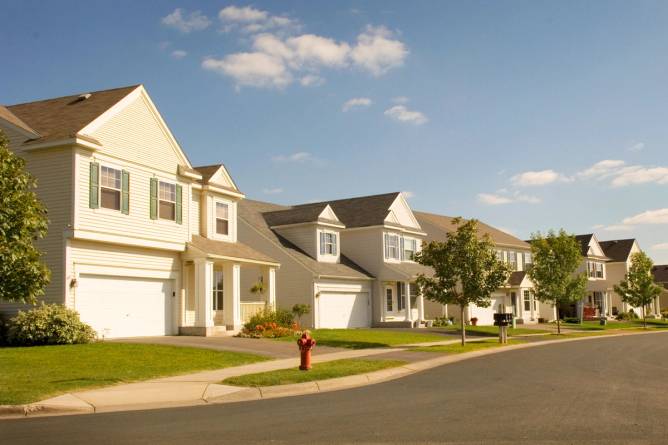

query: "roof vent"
(77, 93), (92, 101)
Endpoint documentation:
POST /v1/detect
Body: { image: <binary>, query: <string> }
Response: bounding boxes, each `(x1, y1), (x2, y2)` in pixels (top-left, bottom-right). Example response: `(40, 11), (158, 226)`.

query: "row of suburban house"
(0, 85), (665, 338)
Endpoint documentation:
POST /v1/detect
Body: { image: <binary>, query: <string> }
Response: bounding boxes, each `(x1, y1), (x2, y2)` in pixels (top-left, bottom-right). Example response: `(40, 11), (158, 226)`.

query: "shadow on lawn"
(314, 340), (391, 349)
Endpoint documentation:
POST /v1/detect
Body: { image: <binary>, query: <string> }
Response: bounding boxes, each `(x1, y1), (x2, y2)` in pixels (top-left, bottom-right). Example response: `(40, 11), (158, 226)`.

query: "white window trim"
(158, 180), (177, 222)
(385, 233), (401, 262)
(320, 231), (338, 256)
(210, 197), (235, 242)
(215, 201), (230, 236)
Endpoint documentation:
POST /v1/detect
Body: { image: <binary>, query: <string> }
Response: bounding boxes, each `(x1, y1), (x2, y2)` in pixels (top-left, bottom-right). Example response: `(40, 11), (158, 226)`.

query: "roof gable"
(599, 239), (638, 262)
(194, 164), (241, 194)
(386, 193), (421, 230)
(318, 205), (340, 223)
(300, 192), (403, 229)
(6, 85), (139, 146)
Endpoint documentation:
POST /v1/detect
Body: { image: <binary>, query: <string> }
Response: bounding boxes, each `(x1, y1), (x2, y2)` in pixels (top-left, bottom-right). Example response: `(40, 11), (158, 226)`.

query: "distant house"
(651, 265), (668, 313)
(417, 212), (551, 324)
(239, 192), (433, 328)
(0, 85), (280, 338)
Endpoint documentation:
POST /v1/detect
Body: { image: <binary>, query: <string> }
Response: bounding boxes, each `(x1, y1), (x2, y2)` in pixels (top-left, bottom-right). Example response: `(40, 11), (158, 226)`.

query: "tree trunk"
(642, 304), (647, 329)
(460, 305), (466, 346)
(556, 302), (561, 335)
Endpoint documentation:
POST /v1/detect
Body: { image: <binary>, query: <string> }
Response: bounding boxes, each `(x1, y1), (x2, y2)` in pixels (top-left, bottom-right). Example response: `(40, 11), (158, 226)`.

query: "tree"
(614, 252), (662, 329)
(527, 230), (587, 334)
(0, 130), (50, 304)
(414, 218), (511, 346)
(292, 304), (311, 327)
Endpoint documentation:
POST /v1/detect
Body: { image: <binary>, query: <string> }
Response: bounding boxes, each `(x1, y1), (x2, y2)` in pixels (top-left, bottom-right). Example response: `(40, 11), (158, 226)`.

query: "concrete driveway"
(112, 335), (346, 359)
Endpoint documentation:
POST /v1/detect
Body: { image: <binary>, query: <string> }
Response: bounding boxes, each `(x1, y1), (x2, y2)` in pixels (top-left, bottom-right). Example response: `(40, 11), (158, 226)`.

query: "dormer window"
(384, 234), (400, 260)
(216, 202), (229, 235)
(320, 232), (337, 256)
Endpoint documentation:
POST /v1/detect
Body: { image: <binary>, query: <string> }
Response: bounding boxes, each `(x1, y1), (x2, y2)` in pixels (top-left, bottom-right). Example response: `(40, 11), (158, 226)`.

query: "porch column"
(404, 282), (412, 323)
(223, 263), (242, 330)
(601, 292), (608, 318)
(194, 259), (214, 329)
(263, 266), (277, 309)
(417, 288), (424, 323)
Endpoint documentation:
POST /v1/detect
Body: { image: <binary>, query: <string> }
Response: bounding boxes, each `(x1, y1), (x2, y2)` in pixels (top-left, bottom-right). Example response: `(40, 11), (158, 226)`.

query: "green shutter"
(175, 184), (183, 225)
(121, 170), (130, 215)
(150, 177), (158, 220)
(89, 162), (99, 209)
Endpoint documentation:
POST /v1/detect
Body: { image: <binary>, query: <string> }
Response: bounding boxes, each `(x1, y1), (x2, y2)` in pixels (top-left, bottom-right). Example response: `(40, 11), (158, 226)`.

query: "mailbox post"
(494, 306), (512, 344)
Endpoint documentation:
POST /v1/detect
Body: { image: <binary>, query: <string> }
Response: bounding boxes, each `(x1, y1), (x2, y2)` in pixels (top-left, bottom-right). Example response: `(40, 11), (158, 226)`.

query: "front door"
(384, 285), (396, 318)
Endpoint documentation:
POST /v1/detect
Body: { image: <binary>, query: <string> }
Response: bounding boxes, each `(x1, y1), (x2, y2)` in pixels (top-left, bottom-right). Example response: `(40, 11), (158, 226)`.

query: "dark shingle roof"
(0, 105), (36, 135)
(238, 199), (373, 280)
(6, 85), (140, 145)
(509, 271), (527, 286)
(574, 234), (595, 257)
(263, 203), (334, 227)
(415, 211), (530, 250)
(652, 265), (668, 287)
(599, 239), (636, 262)
(292, 192), (402, 228)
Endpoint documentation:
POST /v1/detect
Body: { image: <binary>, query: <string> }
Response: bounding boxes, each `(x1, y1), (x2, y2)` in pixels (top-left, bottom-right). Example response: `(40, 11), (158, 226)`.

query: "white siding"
(0, 146), (73, 315)
(75, 150), (190, 246)
(274, 225), (318, 259)
(190, 190), (201, 237)
(70, 239), (179, 272)
(238, 219), (315, 326)
(0, 121), (31, 153)
(91, 94), (183, 174)
(339, 228), (384, 277)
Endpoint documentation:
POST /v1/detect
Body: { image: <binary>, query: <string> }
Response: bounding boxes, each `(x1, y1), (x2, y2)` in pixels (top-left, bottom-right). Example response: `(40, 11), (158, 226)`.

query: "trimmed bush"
(239, 308), (297, 339)
(6, 303), (96, 346)
(244, 308), (294, 330)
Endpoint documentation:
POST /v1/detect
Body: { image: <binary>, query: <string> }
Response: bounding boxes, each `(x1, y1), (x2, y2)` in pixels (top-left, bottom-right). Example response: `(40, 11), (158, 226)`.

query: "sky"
(2, 0), (668, 262)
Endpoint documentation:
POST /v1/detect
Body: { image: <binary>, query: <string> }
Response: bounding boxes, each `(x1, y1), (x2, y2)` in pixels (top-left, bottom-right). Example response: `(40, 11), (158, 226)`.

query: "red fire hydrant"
(297, 331), (316, 370)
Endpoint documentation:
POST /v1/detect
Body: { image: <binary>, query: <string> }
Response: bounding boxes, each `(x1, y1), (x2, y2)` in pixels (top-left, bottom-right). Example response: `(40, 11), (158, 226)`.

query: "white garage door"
(75, 274), (174, 338)
(318, 292), (370, 328)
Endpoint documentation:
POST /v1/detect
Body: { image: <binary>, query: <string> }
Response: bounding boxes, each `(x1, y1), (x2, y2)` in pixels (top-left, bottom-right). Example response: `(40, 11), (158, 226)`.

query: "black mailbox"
(493, 313), (513, 326)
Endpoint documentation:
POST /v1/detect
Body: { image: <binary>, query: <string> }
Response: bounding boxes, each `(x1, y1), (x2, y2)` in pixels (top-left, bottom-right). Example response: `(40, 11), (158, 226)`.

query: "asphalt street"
(2, 332), (668, 444)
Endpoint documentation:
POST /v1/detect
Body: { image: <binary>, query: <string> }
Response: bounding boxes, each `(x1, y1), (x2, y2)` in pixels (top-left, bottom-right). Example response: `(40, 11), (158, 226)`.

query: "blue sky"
(2, 1), (668, 262)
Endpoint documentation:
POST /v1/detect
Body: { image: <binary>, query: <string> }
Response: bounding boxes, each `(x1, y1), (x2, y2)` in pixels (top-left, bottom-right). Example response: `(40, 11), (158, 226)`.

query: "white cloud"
(286, 34), (351, 68)
(384, 105), (427, 125)
(477, 193), (512, 205)
(162, 8), (211, 33)
(350, 25), (408, 76)
(622, 208), (668, 225)
(299, 74), (325, 87)
(578, 159), (626, 180)
(262, 187), (284, 195)
(610, 166), (668, 187)
(401, 191), (415, 199)
(511, 169), (570, 187)
(171, 50), (187, 59)
(628, 142), (645, 152)
(651, 243), (668, 251)
(342, 97), (372, 112)
(477, 191), (540, 205)
(392, 96), (409, 104)
(218, 5), (298, 34)
(202, 52), (291, 89)
(272, 152), (316, 163)
(601, 224), (634, 232)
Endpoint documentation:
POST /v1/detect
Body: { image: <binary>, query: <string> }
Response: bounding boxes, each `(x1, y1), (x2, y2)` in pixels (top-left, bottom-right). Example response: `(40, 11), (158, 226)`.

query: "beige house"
(599, 238), (659, 317)
(416, 212), (551, 325)
(0, 85), (279, 338)
(652, 265), (668, 312)
(238, 193), (432, 328)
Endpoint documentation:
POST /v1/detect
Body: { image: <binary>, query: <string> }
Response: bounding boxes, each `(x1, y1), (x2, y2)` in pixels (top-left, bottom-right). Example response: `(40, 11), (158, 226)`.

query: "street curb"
(205, 329), (668, 404)
(3, 329), (666, 418)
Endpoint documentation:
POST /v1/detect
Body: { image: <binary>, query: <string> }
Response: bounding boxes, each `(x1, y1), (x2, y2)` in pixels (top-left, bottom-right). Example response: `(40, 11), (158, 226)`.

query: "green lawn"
(411, 338), (525, 353)
(223, 358), (406, 387)
(560, 319), (668, 331)
(437, 325), (550, 336)
(0, 342), (268, 405)
(276, 329), (448, 349)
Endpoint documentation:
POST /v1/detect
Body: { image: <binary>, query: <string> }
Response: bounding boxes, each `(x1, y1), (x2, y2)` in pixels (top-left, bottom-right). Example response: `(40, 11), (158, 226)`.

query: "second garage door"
(318, 292), (370, 328)
(75, 274), (174, 338)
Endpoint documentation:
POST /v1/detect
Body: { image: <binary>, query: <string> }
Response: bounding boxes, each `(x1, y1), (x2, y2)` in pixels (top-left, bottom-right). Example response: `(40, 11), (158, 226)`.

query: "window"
(496, 250), (504, 262)
(508, 251), (517, 271)
(212, 269), (224, 310)
(216, 202), (229, 235)
(320, 232), (337, 256)
(397, 283), (406, 310)
(386, 288), (393, 312)
(523, 290), (531, 311)
(593, 292), (603, 310)
(524, 252), (532, 267)
(409, 283), (418, 307)
(385, 234), (400, 260)
(100, 166), (121, 210)
(596, 262), (604, 279)
(403, 238), (417, 261)
(159, 181), (176, 220)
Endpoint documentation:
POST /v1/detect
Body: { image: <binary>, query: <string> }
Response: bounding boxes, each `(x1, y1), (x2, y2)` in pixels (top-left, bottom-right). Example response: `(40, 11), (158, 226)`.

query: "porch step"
(209, 326), (230, 337)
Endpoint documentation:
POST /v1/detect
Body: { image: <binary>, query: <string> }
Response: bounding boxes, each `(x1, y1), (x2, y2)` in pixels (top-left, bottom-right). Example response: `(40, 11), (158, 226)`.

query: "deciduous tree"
(614, 251), (662, 329)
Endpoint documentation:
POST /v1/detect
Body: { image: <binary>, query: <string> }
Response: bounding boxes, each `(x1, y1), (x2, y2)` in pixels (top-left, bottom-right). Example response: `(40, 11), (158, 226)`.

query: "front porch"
(179, 237), (280, 336)
(378, 281), (426, 328)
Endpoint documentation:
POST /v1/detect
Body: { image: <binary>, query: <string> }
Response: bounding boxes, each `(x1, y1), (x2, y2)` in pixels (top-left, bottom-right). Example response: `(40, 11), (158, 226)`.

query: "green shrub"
(244, 308), (294, 331)
(616, 310), (639, 321)
(6, 303), (96, 346)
